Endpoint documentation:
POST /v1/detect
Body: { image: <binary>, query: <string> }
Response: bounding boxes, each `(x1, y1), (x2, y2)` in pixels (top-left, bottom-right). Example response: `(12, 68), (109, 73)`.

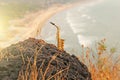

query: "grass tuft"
(79, 39), (120, 80)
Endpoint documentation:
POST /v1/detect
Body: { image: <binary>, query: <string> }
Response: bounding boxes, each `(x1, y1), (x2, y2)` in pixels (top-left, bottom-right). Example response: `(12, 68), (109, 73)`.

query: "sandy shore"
(21, 0), (96, 40)
(0, 3), (77, 49)
(0, 1), (89, 49)
(22, 4), (75, 39)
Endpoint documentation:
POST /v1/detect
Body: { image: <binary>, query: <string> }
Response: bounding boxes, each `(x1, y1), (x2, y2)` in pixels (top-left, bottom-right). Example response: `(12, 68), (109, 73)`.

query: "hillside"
(0, 38), (91, 80)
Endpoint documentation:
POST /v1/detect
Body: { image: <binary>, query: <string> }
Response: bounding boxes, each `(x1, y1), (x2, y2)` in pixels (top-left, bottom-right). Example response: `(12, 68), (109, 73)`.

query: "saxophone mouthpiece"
(50, 22), (55, 25)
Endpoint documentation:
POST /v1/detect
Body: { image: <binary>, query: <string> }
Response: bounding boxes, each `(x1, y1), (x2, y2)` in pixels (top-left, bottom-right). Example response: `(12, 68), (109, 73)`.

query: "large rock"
(0, 38), (92, 80)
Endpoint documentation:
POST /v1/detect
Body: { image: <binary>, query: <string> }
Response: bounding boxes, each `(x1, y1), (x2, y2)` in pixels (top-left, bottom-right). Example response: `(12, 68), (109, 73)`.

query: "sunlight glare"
(0, 21), (5, 38)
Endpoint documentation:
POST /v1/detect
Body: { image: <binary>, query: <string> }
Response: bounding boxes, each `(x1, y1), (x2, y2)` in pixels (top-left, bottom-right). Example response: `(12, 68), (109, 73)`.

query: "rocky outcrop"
(0, 38), (91, 80)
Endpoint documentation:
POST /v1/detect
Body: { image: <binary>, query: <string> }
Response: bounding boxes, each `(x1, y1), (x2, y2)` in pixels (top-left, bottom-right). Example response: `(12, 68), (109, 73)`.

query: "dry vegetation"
(79, 39), (120, 80)
(15, 38), (91, 80)
(0, 38), (119, 80)
(17, 46), (69, 80)
(17, 39), (120, 80)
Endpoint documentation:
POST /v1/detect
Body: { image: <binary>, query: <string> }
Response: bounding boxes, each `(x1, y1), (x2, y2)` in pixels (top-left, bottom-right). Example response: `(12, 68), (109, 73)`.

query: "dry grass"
(0, 39), (119, 80)
(17, 39), (120, 80)
(79, 39), (120, 80)
(17, 45), (69, 80)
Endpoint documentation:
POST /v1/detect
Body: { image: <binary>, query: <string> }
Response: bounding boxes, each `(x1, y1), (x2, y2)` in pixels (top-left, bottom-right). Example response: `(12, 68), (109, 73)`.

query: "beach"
(0, 0), (106, 51)
(0, 1), (82, 49)
(40, 0), (99, 54)
(41, 0), (120, 55)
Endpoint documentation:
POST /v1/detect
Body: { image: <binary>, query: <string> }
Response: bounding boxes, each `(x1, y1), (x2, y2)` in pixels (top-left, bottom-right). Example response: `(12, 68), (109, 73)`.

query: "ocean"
(41, 0), (120, 55)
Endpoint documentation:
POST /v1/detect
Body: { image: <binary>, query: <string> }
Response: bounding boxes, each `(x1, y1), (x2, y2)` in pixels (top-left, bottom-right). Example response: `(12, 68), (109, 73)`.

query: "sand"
(0, 3), (78, 49)
(20, 0), (94, 40)
(0, 1), (87, 49)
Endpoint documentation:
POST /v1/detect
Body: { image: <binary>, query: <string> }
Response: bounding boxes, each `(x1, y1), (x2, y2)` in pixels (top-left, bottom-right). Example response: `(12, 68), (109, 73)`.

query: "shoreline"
(40, 0), (103, 53)
(0, 2), (81, 49)
(21, 0), (95, 39)
(0, 0), (92, 49)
